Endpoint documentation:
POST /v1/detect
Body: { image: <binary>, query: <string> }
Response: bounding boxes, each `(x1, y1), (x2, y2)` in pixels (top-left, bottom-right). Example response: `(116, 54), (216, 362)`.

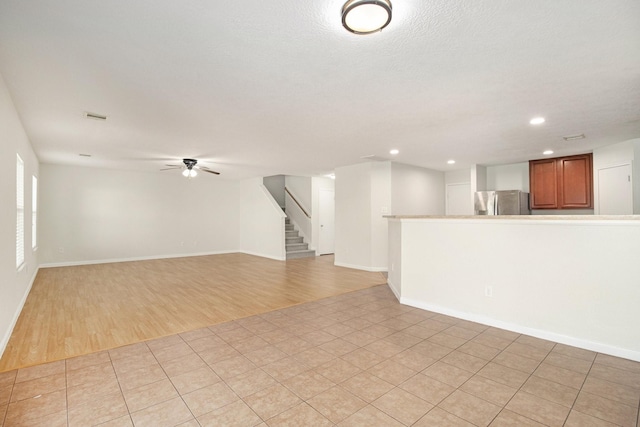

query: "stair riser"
(285, 231), (299, 238)
(286, 244), (308, 251)
(286, 250), (316, 260)
(286, 237), (303, 244)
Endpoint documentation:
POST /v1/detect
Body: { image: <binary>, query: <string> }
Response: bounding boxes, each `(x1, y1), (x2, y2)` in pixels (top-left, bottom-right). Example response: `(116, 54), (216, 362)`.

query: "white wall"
(334, 161), (392, 271)
(39, 164), (241, 265)
(389, 217), (640, 361)
(391, 162), (445, 215)
(486, 162), (529, 191)
(263, 175), (285, 208)
(0, 74), (39, 358)
(335, 163), (373, 270)
(371, 162), (392, 269)
(239, 179), (286, 260)
(445, 169), (470, 185)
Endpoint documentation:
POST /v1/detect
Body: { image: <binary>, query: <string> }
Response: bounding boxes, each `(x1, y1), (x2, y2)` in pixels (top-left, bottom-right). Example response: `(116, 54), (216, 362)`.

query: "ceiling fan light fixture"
(182, 168), (197, 178)
(342, 0), (392, 35)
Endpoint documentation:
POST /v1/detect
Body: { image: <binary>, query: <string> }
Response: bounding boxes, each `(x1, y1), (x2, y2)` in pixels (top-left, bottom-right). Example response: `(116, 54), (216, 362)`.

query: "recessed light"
(389, 149), (399, 155)
(529, 117), (545, 125)
(447, 160), (456, 165)
(543, 150), (554, 155)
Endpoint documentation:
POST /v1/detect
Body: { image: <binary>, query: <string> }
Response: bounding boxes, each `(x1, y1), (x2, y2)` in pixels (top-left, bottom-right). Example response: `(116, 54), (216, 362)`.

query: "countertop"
(384, 215), (640, 220)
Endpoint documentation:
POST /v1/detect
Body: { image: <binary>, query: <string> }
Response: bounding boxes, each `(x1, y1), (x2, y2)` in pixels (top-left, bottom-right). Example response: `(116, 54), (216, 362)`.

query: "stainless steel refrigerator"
(474, 190), (530, 215)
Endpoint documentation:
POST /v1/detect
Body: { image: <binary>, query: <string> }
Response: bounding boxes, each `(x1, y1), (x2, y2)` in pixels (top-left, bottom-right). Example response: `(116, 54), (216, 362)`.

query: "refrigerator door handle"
(494, 193), (499, 215)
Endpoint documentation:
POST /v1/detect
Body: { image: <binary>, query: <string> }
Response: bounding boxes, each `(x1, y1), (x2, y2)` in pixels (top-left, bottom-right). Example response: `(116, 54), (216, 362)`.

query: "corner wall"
(335, 161), (444, 272)
(335, 163), (374, 270)
(0, 74), (39, 358)
(239, 179), (286, 260)
(391, 162), (444, 215)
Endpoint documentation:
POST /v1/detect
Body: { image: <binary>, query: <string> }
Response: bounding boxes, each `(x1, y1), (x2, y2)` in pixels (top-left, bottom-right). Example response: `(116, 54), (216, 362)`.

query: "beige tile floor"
(1, 284), (639, 426)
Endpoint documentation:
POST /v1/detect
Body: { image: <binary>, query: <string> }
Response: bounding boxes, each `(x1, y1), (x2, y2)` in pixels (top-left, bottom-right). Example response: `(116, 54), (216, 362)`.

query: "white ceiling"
(1, 0), (639, 179)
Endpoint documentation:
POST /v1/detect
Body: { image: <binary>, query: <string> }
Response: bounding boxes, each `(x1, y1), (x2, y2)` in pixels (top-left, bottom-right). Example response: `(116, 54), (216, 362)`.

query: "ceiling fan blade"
(201, 168), (220, 175)
(160, 166), (181, 171)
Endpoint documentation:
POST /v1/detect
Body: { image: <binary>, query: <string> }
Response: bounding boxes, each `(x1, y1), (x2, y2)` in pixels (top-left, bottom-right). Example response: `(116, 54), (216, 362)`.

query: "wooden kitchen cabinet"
(529, 153), (593, 209)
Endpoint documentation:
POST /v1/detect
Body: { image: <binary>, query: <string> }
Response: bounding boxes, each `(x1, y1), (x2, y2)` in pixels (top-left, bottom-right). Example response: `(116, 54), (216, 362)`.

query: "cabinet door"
(529, 159), (558, 209)
(558, 154), (593, 208)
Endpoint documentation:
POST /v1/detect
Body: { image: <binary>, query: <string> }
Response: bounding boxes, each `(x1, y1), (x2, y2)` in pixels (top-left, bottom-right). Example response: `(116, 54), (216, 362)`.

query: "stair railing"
(284, 187), (311, 218)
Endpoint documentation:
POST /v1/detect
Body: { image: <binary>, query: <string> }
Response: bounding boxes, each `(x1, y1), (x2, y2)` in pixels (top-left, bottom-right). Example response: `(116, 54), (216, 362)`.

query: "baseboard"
(0, 266), (39, 360)
(334, 261), (387, 273)
(401, 296), (640, 363)
(239, 251), (286, 261)
(39, 250), (241, 268)
(387, 279), (401, 301)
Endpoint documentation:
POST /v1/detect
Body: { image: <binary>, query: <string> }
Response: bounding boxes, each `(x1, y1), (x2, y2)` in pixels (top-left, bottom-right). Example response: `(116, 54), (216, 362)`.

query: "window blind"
(32, 175), (38, 249)
(16, 154), (24, 269)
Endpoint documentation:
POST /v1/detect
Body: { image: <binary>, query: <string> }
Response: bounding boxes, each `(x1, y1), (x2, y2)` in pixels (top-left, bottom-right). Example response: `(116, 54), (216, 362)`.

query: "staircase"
(285, 217), (315, 260)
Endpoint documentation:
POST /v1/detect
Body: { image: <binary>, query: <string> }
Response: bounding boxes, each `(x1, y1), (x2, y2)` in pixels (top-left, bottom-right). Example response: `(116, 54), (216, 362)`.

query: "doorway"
(318, 189), (335, 255)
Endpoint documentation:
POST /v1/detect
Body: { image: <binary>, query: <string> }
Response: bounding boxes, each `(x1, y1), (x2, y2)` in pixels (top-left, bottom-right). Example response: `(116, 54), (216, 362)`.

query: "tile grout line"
(109, 349), (135, 427)
(65, 360), (69, 427)
(563, 347), (597, 426)
(493, 341), (558, 427)
(2, 372), (16, 427)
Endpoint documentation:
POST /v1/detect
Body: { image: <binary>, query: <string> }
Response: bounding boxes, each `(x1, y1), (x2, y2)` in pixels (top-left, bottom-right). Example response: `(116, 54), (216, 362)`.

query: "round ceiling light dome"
(342, 0), (392, 35)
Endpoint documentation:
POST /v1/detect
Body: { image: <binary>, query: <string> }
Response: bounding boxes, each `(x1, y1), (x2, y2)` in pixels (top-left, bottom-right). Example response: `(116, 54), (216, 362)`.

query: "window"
(16, 154), (24, 269)
(32, 176), (38, 249)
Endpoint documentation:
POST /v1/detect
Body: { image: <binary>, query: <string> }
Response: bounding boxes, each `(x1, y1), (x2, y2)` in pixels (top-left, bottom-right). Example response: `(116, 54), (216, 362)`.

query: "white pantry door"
(598, 163), (632, 214)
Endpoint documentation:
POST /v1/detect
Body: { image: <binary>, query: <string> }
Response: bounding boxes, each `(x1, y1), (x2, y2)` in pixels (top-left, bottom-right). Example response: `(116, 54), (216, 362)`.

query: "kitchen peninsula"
(386, 215), (640, 361)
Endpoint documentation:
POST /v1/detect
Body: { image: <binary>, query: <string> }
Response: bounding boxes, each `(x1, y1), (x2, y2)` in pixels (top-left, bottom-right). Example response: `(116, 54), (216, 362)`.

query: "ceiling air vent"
(562, 134), (585, 141)
(85, 111), (107, 121)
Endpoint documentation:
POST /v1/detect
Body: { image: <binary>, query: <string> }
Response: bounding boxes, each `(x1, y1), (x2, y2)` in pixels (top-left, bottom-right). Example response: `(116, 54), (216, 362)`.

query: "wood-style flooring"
(0, 253), (385, 372)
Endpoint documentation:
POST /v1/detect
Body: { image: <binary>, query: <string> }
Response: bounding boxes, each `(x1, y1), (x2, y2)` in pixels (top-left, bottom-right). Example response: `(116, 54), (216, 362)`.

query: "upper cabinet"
(529, 154), (593, 209)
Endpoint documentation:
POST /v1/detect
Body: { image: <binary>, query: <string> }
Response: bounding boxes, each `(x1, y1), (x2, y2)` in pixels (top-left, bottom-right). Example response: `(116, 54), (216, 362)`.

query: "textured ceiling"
(1, 0), (639, 179)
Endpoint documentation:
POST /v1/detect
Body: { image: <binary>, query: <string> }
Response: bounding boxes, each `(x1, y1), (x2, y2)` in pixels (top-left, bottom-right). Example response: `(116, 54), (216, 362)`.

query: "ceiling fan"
(161, 158), (220, 177)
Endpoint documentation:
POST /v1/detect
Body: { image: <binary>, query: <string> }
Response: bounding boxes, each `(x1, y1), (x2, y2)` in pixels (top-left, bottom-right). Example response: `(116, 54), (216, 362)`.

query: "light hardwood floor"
(0, 253), (385, 372)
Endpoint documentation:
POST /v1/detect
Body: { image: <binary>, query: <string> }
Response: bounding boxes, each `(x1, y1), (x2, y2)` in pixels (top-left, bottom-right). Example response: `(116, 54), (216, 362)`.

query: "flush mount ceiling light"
(342, 0), (392, 35)
(447, 160), (456, 165)
(529, 117), (545, 125)
(543, 150), (554, 155)
(389, 149), (399, 155)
